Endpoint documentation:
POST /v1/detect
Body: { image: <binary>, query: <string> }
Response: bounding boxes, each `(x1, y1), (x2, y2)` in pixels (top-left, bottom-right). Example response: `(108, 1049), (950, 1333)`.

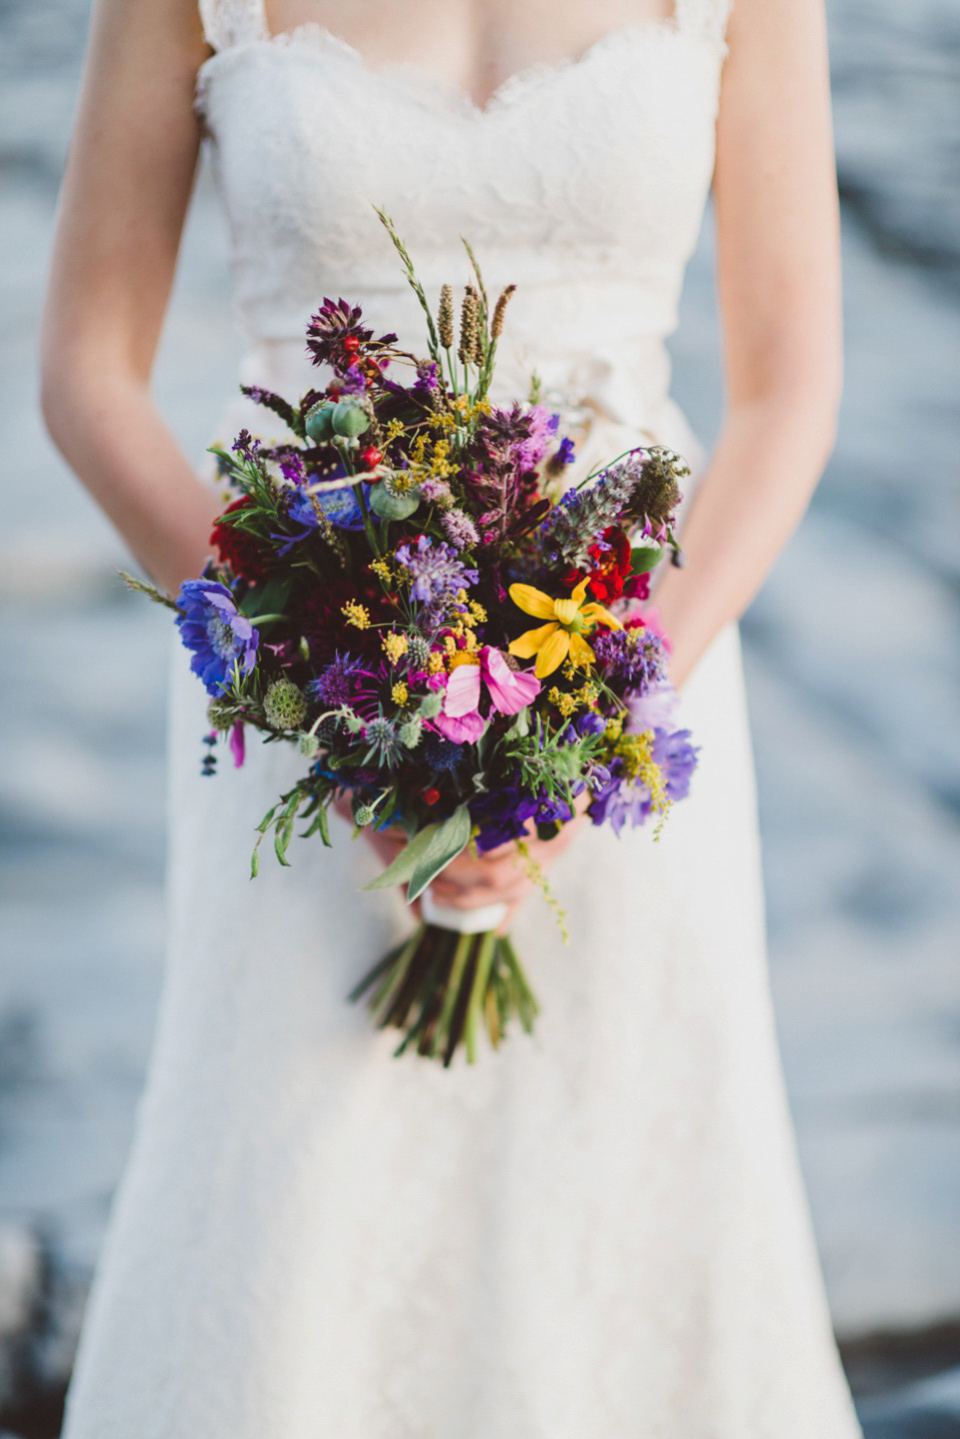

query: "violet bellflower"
(176, 579), (259, 696)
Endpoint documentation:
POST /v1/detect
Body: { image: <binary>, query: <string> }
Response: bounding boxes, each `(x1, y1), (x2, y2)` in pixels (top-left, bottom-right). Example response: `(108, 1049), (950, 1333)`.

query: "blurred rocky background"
(1, 0), (958, 1433)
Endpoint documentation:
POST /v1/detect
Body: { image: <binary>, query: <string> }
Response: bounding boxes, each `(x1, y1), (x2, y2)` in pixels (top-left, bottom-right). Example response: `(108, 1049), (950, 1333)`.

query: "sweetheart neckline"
(196, 17), (704, 121)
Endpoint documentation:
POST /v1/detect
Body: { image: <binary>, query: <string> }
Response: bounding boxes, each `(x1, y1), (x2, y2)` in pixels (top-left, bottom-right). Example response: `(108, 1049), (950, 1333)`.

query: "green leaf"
(369, 484), (420, 521)
(238, 574), (292, 620)
(406, 804), (472, 903)
(503, 706), (530, 740)
(629, 544), (663, 576)
(362, 822), (440, 891)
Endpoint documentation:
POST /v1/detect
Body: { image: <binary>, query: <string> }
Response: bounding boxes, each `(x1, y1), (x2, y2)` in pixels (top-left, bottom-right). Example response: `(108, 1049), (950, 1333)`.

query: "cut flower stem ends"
(349, 923), (539, 1066)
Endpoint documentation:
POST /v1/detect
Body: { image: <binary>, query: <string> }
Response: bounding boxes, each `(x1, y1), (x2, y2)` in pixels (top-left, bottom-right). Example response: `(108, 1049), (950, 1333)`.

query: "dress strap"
(199, 0), (269, 50)
(675, 0), (733, 44)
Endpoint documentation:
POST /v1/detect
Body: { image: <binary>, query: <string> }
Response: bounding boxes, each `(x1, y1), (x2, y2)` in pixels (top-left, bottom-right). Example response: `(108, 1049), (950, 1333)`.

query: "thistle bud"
(437, 284), (455, 349)
(354, 804), (375, 827)
(458, 286), (480, 368)
(419, 691), (443, 720)
(399, 715), (423, 749)
(491, 284), (516, 339)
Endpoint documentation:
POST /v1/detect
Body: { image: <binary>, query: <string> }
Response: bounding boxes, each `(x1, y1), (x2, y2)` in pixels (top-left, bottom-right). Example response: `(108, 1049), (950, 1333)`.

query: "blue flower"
(274, 477), (369, 554)
(176, 579), (259, 695)
(587, 726), (698, 833)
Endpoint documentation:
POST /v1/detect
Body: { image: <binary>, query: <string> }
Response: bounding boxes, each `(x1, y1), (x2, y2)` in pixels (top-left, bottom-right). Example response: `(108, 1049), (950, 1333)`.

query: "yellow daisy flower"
(507, 577), (621, 678)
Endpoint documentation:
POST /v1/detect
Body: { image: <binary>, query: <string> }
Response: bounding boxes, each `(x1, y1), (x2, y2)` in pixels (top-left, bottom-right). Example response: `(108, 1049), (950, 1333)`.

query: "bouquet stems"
(348, 924), (539, 1066)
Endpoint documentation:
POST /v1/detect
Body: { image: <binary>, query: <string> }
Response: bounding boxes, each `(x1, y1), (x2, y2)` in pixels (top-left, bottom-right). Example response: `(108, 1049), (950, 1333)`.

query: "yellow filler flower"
(508, 577), (622, 678)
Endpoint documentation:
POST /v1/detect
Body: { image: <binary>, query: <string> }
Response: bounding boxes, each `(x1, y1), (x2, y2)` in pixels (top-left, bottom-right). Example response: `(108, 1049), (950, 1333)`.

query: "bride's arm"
(654, 0), (842, 687)
(40, 0), (222, 595)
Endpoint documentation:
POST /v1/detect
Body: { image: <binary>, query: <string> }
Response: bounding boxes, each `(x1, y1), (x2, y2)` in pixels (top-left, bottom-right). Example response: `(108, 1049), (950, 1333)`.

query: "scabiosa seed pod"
(407, 634), (431, 668)
(491, 284), (516, 339)
(458, 286), (480, 367)
(207, 697), (236, 731)
(437, 284), (455, 349)
(263, 677), (307, 731)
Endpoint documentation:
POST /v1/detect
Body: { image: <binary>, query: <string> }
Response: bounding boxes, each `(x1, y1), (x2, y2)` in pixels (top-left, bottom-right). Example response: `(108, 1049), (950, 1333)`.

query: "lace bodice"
(195, 0), (730, 446)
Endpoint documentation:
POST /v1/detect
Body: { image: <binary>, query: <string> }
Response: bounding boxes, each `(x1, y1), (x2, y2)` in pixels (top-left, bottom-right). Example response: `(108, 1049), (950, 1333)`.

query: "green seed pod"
(354, 803), (375, 827)
(305, 401), (337, 442)
(370, 483), (419, 521)
(263, 677), (307, 731)
(419, 691), (443, 720)
(331, 400), (370, 438)
(399, 715), (423, 749)
(206, 697), (236, 732)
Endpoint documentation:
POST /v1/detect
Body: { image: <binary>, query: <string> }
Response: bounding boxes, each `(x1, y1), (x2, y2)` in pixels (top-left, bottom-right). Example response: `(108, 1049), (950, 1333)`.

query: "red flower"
(210, 497), (267, 583)
(562, 527), (634, 604)
(587, 527), (631, 602)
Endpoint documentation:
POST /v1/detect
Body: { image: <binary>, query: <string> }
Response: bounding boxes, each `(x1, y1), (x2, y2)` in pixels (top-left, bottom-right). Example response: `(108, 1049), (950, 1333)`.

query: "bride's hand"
(335, 793), (590, 932)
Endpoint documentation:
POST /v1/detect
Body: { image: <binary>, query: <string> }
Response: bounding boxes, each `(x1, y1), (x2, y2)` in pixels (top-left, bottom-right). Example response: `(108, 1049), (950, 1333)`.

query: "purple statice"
(395, 536), (479, 610)
(176, 579), (259, 696)
(441, 508), (480, 550)
(592, 625), (667, 694)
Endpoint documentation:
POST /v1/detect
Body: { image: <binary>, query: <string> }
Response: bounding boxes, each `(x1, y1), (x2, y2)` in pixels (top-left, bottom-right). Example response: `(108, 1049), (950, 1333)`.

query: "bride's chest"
(196, 27), (724, 276)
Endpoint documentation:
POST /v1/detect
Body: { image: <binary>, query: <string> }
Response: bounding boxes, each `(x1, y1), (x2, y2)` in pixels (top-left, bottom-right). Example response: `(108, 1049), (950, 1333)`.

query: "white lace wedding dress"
(61, 2), (862, 1435)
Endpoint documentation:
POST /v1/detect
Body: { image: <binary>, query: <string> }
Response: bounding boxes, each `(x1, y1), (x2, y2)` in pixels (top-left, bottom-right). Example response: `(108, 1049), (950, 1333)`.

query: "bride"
(41, 0), (861, 1434)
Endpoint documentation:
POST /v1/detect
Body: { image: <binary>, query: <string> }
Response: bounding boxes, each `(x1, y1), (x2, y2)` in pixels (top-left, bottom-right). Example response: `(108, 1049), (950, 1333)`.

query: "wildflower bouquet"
(135, 217), (697, 1065)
